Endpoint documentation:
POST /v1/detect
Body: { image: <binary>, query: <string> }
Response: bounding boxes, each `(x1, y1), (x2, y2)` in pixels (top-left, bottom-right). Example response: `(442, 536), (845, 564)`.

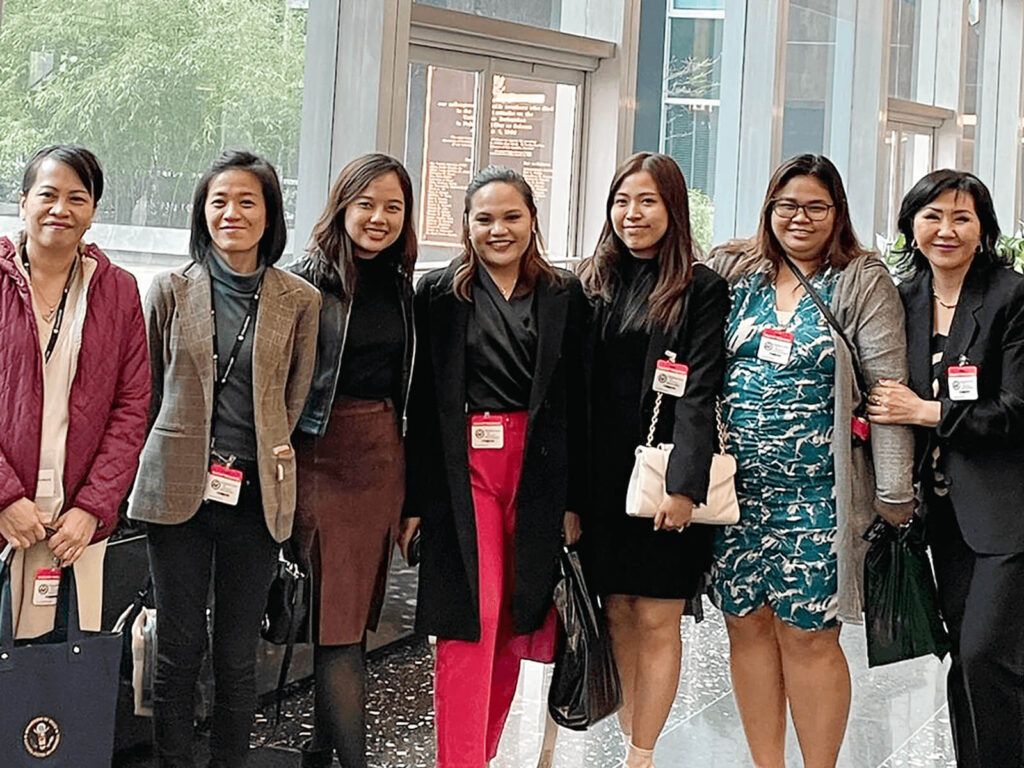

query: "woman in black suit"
(577, 152), (728, 768)
(400, 166), (586, 768)
(868, 169), (1024, 768)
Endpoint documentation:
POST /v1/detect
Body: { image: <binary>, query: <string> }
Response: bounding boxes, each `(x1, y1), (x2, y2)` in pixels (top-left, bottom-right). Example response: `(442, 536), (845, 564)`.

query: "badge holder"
(471, 414), (505, 450)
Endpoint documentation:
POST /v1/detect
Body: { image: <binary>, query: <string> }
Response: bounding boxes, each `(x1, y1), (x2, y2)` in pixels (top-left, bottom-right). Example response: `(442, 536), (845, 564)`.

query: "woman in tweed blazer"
(130, 150), (319, 768)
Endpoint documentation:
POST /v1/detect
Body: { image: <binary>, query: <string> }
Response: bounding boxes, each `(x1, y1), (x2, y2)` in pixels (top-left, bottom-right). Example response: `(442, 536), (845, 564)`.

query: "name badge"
(471, 415), (504, 450)
(33, 568), (61, 606)
(203, 463), (244, 506)
(757, 328), (795, 365)
(948, 365), (979, 401)
(35, 469), (56, 499)
(653, 360), (689, 397)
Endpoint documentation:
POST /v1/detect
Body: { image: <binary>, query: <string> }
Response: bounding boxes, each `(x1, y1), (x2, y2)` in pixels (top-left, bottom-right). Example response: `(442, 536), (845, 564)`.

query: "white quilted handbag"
(625, 353), (739, 525)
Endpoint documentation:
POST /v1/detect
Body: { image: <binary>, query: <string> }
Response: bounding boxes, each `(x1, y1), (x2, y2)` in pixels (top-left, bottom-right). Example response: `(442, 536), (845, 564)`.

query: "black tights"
(311, 640), (368, 768)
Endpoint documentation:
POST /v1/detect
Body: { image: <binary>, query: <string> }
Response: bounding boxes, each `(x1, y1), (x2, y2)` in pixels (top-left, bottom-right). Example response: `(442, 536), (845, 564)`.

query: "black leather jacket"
(288, 257), (415, 438)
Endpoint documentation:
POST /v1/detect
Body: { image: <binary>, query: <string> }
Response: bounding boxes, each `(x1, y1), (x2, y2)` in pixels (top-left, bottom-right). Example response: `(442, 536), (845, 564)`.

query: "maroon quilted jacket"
(0, 235), (150, 543)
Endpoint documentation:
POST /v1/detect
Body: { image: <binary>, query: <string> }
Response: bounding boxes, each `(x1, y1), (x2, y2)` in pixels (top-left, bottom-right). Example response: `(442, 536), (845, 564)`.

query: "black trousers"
(147, 477), (278, 768)
(926, 492), (1024, 768)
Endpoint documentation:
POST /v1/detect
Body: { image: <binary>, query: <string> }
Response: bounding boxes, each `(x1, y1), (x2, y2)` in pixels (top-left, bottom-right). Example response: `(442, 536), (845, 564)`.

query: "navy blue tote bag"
(0, 555), (121, 767)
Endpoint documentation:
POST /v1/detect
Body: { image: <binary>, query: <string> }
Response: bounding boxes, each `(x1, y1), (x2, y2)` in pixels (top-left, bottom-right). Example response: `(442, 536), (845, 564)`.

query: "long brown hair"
(711, 154), (870, 282)
(452, 166), (561, 302)
(578, 152), (696, 330)
(303, 153), (417, 298)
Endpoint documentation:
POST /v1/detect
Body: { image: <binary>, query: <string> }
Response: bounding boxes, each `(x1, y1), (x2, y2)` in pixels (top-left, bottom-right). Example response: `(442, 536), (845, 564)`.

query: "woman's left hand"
(654, 494), (694, 532)
(867, 379), (941, 427)
(562, 511), (581, 546)
(874, 497), (916, 527)
(47, 508), (99, 566)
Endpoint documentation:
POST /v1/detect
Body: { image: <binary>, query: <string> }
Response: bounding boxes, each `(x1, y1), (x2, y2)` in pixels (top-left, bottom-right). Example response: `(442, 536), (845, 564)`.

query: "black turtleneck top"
(336, 255), (405, 402)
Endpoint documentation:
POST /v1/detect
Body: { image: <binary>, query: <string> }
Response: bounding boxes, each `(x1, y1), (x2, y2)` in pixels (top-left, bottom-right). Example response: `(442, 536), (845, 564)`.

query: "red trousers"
(434, 411), (558, 768)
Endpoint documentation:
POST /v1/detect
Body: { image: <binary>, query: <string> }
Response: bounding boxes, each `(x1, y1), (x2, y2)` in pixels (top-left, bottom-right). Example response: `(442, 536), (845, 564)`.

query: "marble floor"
(112, 558), (957, 767)
(240, 602), (956, 768)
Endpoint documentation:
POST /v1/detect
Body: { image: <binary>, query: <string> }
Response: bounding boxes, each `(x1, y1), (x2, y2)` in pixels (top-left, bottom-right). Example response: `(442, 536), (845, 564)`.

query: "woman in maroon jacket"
(0, 144), (150, 639)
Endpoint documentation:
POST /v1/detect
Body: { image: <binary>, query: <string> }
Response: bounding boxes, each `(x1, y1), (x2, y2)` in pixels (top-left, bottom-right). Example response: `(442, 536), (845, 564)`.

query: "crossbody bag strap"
(779, 253), (869, 398)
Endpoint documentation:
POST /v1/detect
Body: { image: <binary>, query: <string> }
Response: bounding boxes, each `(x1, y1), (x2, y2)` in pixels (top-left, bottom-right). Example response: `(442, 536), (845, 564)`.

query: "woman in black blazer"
(577, 152), (728, 768)
(869, 169), (1024, 768)
(400, 166), (586, 768)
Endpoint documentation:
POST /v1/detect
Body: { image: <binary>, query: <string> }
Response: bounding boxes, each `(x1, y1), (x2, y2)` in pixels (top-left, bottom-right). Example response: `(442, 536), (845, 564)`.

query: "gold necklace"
(932, 292), (958, 310)
(31, 283), (61, 322)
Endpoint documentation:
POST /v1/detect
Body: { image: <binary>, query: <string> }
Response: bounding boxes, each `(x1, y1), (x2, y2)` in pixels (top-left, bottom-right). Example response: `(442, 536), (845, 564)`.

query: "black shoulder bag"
(779, 253), (871, 446)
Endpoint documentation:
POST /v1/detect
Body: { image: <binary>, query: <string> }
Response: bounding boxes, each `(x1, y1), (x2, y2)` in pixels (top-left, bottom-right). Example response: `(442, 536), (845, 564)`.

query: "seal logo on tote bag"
(24, 715), (61, 758)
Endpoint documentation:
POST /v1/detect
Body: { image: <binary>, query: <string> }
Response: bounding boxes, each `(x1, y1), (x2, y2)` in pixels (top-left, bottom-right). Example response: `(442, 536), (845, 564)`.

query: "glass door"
(405, 47), (583, 271)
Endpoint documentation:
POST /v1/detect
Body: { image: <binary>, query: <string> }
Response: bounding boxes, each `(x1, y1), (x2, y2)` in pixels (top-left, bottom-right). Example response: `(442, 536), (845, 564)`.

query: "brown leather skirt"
(294, 397), (404, 645)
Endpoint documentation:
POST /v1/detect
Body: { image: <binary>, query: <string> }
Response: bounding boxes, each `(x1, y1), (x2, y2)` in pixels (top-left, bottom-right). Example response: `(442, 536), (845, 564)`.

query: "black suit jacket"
(404, 264), (588, 641)
(901, 259), (1024, 554)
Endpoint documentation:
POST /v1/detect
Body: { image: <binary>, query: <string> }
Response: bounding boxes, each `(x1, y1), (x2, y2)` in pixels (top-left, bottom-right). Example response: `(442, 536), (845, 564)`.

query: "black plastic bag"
(863, 515), (950, 668)
(548, 547), (622, 730)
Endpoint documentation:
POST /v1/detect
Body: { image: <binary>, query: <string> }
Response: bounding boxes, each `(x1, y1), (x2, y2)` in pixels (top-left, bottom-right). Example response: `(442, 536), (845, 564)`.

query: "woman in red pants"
(400, 166), (587, 767)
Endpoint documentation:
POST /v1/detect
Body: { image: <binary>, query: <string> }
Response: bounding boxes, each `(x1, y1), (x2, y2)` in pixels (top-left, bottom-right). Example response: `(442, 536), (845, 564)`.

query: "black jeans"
(147, 477), (278, 768)
(926, 491), (1024, 768)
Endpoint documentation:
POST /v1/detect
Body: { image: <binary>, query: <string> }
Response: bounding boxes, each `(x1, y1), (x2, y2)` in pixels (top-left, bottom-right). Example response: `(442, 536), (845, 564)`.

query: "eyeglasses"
(771, 200), (835, 221)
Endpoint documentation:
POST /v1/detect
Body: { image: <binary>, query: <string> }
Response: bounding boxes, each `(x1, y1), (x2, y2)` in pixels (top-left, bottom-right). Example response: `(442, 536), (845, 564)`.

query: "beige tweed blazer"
(129, 260), (320, 542)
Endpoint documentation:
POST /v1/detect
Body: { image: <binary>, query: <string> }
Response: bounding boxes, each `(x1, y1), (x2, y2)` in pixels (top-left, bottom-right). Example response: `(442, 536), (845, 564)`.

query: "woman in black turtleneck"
(402, 166), (586, 767)
(577, 153), (728, 768)
(289, 154), (417, 768)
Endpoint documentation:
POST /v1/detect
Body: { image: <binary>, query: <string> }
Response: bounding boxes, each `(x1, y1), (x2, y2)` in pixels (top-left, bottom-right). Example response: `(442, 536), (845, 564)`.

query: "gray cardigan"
(707, 252), (915, 622)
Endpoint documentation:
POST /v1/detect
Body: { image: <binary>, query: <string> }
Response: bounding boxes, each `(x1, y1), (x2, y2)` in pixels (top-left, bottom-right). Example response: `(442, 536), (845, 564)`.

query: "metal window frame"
(659, 2), (726, 157)
(409, 4), (613, 72)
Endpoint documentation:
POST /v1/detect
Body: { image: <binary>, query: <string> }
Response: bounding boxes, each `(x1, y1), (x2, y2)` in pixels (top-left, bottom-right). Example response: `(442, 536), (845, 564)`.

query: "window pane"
(888, 0), (921, 99)
(673, 0), (725, 10)
(489, 75), (577, 261)
(661, 11), (724, 250)
(664, 104), (718, 199)
(414, 0), (622, 42)
(0, 0), (307, 299)
(960, 17), (984, 172)
(666, 17), (723, 100)
(781, 0), (842, 159)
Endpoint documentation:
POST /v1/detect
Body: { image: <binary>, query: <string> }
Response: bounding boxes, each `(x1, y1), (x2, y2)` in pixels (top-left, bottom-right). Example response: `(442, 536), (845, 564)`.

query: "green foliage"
(688, 186), (714, 253)
(0, 0), (306, 226)
(878, 231), (1024, 275)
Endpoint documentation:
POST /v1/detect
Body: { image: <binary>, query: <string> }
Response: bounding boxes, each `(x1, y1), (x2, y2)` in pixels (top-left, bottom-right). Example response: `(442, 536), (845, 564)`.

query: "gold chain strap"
(645, 351), (675, 447)
(644, 350), (730, 454)
(716, 400), (729, 454)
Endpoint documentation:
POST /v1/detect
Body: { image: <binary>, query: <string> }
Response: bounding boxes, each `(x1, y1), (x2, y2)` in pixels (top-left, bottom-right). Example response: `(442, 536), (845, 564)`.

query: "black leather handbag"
(259, 548), (310, 728)
(0, 555), (122, 767)
(261, 549), (309, 646)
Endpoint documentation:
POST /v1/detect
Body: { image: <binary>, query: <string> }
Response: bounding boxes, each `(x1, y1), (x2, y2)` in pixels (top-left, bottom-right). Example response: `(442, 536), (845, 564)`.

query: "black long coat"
(901, 258), (1024, 554)
(405, 264), (588, 641)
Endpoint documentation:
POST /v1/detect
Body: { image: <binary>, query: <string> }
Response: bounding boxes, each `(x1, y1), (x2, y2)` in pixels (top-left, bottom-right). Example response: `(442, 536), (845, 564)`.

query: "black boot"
(299, 739), (333, 768)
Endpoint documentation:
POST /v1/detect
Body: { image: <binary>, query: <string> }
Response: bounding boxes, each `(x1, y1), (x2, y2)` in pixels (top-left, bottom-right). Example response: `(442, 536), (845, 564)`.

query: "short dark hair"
(894, 169), (1006, 275)
(189, 149), (287, 267)
(21, 145), (104, 204)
